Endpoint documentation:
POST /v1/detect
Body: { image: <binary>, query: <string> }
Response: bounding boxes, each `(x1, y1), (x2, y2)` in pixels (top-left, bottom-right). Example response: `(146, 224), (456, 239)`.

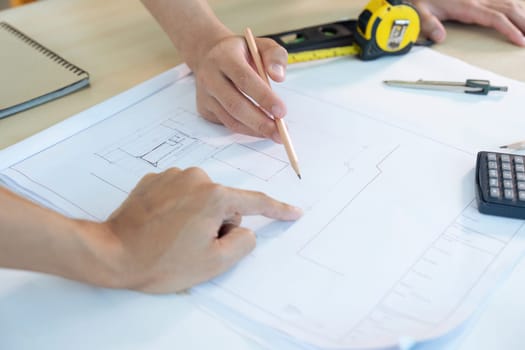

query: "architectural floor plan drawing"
(2, 49), (525, 349)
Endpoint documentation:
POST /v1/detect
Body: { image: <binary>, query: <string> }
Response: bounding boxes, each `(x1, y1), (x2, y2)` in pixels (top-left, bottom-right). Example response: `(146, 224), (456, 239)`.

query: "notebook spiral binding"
(0, 22), (89, 77)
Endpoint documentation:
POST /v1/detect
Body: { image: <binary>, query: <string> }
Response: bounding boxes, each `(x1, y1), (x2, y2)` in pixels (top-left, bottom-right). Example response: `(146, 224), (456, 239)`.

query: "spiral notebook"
(0, 22), (90, 119)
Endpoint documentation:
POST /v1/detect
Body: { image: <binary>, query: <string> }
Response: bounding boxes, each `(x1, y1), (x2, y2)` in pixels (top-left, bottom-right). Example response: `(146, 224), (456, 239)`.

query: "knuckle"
(205, 183), (225, 199)
(195, 92), (221, 125)
(253, 190), (272, 205)
(490, 13), (507, 27)
(183, 166), (208, 180)
(254, 190), (268, 199)
(155, 168), (180, 183)
(233, 69), (250, 90)
(221, 117), (245, 133)
(166, 167), (181, 174)
(505, 3), (516, 13)
(224, 95), (244, 116)
(141, 172), (156, 181)
(257, 120), (275, 138)
(257, 91), (276, 110)
(135, 172), (156, 190)
(200, 109), (218, 123)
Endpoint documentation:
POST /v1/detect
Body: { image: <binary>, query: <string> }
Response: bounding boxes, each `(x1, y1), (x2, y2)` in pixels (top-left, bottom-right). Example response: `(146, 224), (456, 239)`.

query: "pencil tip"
(500, 145), (508, 149)
(297, 174), (302, 180)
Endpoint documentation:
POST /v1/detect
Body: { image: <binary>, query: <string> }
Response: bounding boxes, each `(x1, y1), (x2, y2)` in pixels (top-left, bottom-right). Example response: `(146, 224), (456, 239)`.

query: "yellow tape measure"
(266, 0), (421, 64)
(287, 45), (360, 64)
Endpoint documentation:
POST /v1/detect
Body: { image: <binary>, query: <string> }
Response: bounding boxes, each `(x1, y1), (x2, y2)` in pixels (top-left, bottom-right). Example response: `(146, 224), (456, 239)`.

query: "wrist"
(141, 0), (234, 72)
(177, 23), (233, 72)
(69, 220), (126, 289)
(0, 187), (126, 290)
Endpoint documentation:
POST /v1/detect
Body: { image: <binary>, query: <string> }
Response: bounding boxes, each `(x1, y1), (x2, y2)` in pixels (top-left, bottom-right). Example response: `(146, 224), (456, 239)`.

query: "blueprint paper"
(1, 48), (525, 349)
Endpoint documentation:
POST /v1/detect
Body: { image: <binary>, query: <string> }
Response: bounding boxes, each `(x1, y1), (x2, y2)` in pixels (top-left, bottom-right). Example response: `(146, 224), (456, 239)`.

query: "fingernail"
(270, 64), (285, 79)
(271, 105), (284, 118)
(289, 206), (304, 219)
(520, 36), (525, 47)
(293, 206), (304, 215)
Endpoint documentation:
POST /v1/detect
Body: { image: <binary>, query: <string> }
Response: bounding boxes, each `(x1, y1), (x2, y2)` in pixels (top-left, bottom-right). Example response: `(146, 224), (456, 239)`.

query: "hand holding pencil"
(244, 27), (302, 179)
(163, 21), (289, 143)
(144, 0), (301, 177)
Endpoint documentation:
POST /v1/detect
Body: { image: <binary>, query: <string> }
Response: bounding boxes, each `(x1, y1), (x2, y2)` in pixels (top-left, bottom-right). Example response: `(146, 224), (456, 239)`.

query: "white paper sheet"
(2, 48), (525, 349)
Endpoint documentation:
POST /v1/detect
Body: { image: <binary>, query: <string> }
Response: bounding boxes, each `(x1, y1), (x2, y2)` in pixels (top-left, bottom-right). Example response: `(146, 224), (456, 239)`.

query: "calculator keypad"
(484, 152), (525, 204)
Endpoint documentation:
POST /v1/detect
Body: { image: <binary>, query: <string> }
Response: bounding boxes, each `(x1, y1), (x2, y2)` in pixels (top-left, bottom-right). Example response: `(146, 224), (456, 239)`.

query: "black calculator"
(476, 151), (525, 219)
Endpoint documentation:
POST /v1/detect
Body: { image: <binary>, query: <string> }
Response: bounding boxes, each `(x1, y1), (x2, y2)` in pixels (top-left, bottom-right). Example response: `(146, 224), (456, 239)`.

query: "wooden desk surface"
(1, 0), (524, 150)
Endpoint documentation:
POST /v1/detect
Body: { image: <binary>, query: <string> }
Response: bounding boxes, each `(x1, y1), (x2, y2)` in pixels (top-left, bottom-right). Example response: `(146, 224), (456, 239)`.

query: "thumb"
(215, 226), (256, 271)
(256, 37), (288, 83)
(417, 4), (447, 43)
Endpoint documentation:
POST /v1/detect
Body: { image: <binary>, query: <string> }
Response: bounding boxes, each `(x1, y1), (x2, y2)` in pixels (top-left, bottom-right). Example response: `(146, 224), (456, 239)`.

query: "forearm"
(0, 186), (121, 287)
(140, 0), (233, 70)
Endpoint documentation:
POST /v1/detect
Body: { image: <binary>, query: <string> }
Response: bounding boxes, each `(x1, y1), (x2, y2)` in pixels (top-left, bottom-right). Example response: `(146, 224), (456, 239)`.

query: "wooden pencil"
(243, 27), (301, 179)
(500, 140), (525, 150)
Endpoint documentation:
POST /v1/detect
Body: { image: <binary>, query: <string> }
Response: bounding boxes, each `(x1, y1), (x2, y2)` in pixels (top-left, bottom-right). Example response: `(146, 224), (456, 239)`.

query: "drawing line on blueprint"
(296, 145), (401, 270)
(95, 117), (202, 169)
(203, 146), (404, 343)
(453, 223), (508, 245)
(202, 140), (294, 182)
(211, 156), (288, 182)
(455, 209), (516, 245)
(340, 200), (525, 341)
(90, 172), (128, 194)
(94, 114), (293, 182)
(231, 127), (521, 342)
(444, 226), (505, 256)
(5, 89), (498, 342)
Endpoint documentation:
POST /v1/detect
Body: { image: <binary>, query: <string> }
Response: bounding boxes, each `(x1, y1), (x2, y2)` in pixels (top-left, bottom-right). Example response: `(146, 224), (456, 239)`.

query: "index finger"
(504, 3), (525, 45)
(221, 186), (303, 221)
